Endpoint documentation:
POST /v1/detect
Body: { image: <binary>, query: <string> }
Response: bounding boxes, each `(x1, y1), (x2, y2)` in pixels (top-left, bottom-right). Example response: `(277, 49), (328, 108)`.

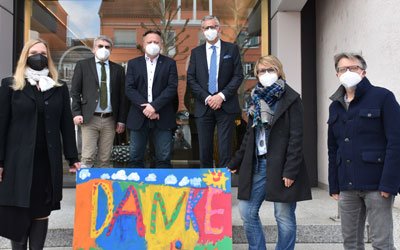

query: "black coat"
(0, 77), (78, 208)
(70, 57), (128, 124)
(125, 54), (178, 130)
(227, 84), (312, 203)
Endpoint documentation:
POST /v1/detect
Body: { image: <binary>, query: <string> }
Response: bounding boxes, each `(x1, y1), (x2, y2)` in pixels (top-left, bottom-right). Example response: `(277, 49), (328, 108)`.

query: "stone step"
(0, 224), (344, 249)
(1, 188), (398, 249)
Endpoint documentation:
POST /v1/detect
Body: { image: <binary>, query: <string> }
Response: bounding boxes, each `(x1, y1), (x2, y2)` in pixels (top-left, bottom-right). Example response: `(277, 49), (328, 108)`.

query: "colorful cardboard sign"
(73, 168), (232, 250)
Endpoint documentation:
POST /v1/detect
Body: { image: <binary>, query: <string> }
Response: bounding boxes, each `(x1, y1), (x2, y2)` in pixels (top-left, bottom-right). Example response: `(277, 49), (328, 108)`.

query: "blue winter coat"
(328, 77), (400, 195)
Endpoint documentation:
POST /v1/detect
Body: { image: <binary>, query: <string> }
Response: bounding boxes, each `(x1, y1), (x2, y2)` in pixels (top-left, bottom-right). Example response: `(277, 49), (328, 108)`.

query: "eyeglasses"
(337, 65), (362, 74)
(97, 44), (111, 49)
(257, 67), (276, 75)
(202, 25), (219, 30)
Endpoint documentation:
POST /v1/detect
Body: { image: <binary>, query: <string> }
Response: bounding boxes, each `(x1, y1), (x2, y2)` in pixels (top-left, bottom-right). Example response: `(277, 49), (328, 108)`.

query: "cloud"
(190, 177), (202, 187)
(100, 173), (110, 179)
(111, 170), (127, 181)
(145, 173), (157, 182)
(79, 169), (91, 180)
(164, 175), (178, 185)
(127, 172), (140, 181)
(178, 177), (190, 186)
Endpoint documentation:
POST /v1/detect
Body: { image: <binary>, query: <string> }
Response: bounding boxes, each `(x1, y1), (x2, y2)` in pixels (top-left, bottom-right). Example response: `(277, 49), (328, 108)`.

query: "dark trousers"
(129, 121), (173, 168)
(195, 108), (236, 168)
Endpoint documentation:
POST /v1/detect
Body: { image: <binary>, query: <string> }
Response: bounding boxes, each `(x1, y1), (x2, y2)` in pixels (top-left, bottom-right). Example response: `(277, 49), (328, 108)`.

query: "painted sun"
(202, 169), (229, 191)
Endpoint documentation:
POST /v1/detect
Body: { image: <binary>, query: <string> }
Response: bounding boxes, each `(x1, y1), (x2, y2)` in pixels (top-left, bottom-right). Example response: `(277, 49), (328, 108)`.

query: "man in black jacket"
(187, 15), (243, 168)
(125, 30), (178, 168)
(71, 36), (127, 168)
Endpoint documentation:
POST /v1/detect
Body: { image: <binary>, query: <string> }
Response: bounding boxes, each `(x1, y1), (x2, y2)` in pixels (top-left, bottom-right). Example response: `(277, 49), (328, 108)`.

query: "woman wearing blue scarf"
(227, 55), (312, 250)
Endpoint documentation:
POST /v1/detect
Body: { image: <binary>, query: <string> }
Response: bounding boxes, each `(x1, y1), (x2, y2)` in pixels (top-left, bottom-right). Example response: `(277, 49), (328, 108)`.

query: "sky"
(58, 0), (102, 39)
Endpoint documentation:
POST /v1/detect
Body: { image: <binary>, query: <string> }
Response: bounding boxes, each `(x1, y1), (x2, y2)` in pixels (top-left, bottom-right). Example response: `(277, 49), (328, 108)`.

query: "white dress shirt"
(145, 55), (159, 103)
(95, 58), (112, 113)
(206, 39), (221, 81)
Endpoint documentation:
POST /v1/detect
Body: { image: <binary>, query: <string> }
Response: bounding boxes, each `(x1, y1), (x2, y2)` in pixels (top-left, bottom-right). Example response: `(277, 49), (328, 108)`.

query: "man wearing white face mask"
(328, 52), (400, 250)
(71, 35), (127, 168)
(187, 15), (243, 169)
(125, 30), (178, 168)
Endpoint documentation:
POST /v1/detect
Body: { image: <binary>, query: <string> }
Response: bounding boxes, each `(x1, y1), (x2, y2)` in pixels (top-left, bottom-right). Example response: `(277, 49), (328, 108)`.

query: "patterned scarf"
(247, 79), (286, 128)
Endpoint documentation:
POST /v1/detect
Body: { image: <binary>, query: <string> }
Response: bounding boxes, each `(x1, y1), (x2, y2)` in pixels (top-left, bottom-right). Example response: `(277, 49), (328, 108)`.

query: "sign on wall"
(73, 168), (232, 250)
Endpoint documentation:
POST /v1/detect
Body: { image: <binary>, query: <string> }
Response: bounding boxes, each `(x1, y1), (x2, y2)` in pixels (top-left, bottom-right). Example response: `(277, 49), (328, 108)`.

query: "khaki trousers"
(81, 116), (115, 168)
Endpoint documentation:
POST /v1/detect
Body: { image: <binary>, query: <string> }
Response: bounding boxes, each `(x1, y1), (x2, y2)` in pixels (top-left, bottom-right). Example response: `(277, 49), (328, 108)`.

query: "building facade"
(6, 0), (399, 189)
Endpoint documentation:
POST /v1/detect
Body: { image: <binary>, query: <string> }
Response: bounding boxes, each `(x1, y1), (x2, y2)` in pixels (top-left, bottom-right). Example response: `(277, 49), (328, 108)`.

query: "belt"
(93, 112), (113, 118)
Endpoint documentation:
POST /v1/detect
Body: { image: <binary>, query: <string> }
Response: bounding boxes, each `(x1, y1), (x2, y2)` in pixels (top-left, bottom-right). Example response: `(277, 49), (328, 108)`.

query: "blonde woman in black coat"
(0, 39), (80, 249)
(227, 55), (311, 250)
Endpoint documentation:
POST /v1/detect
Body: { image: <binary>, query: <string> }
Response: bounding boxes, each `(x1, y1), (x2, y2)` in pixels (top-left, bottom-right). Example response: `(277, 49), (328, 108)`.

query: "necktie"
(99, 62), (107, 110)
(208, 45), (217, 94)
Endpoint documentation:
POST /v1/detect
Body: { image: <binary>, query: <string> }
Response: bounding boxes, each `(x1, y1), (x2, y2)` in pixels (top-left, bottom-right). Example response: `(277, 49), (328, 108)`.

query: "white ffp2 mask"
(259, 72), (278, 87)
(145, 43), (161, 56)
(339, 70), (362, 89)
(204, 29), (218, 41)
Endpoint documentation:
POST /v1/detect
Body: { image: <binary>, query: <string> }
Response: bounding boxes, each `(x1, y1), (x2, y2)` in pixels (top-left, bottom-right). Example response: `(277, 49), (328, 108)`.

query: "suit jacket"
(227, 84), (312, 203)
(187, 40), (244, 117)
(125, 54), (178, 130)
(70, 57), (127, 124)
(0, 77), (78, 208)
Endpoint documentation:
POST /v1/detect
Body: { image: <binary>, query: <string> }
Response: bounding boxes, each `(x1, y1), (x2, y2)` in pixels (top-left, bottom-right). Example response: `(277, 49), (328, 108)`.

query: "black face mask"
(27, 53), (48, 71)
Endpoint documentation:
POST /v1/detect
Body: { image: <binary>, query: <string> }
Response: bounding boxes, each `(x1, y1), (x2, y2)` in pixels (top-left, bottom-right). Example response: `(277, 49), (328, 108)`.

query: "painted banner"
(73, 168), (232, 250)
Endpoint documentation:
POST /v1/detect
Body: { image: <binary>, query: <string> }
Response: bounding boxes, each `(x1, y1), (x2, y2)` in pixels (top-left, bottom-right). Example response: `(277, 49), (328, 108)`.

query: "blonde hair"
(254, 55), (286, 80)
(12, 38), (59, 90)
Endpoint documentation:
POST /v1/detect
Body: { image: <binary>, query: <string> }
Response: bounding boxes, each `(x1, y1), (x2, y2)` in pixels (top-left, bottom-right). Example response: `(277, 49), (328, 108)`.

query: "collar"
(330, 77), (372, 102)
(206, 39), (221, 50)
(95, 57), (109, 65)
(145, 54), (160, 63)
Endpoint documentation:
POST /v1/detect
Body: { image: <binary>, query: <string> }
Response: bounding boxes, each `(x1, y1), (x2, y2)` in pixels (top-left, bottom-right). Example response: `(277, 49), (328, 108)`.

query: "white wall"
(271, 12), (302, 94)
(316, 0), (400, 187)
(0, 1), (14, 80)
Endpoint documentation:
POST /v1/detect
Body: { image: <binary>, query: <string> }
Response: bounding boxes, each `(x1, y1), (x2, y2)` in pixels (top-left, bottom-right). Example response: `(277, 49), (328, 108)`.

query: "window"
(237, 30), (259, 48)
(244, 62), (256, 79)
(166, 31), (176, 53)
(113, 30), (136, 48)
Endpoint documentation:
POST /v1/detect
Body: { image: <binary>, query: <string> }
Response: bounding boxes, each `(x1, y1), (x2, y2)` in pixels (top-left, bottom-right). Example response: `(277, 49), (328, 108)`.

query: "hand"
(69, 162), (81, 173)
(73, 115), (83, 125)
(227, 167), (237, 174)
(149, 113), (160, 120)
(115, 123), (125, 134)
(331, 194), (339, 201)
(141, 103), (156, 118)
(207, 95), (223, 110)
(282, 177), (294, 188)
(380, 191), (390, 198)
(0, 167), (3, 182)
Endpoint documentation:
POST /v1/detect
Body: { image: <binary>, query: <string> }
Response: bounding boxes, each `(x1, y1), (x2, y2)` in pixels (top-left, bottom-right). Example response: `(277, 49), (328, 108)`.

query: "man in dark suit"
(71, 35), (127, 168)
(125, 30), (178, 168)
(187, 15), (244, 168)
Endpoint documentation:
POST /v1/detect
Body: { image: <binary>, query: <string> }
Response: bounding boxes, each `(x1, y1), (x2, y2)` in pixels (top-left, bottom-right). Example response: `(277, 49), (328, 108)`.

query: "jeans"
(339, 190), (396, 250)
(238, 158), (297, 250)
(129, 122), (173, 168)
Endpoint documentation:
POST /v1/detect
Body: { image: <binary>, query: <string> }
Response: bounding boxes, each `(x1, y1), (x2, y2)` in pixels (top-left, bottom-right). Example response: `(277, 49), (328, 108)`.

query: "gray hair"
(334, 52), (367, 71)
(93, 35), (114, 48)
(201, 15), (220, 26)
